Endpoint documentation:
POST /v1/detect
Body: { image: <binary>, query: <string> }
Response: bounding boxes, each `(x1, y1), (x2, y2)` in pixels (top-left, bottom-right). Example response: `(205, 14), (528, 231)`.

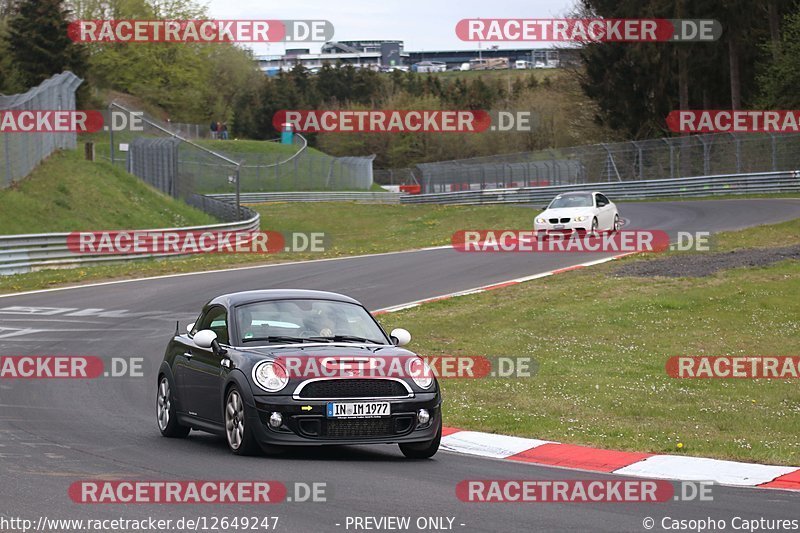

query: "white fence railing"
(0, 213), (259, 276)
(400, 171), (800, 205)
(208, 191), (401, 204)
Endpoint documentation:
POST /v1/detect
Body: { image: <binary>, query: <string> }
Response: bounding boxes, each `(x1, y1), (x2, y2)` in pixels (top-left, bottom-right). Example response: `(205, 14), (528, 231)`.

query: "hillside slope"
(0, 149), (216, 235)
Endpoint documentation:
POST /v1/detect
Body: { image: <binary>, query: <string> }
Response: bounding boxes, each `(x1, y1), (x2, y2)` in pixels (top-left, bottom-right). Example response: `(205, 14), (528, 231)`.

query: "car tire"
(224, 387), (261, 456)
(612, 214), (621, 233)
(399, 418), (442, 459)
(156, 376), (190, 438)
(590, 217), (599, 237)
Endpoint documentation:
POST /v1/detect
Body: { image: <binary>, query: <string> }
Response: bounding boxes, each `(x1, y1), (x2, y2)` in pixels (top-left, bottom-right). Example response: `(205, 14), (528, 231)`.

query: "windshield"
(235, 299), (388, 345)
(548, 194), (594, 209)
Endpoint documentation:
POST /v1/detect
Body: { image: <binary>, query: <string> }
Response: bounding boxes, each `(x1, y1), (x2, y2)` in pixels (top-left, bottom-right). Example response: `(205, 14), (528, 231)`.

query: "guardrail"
(0, 209), (259, 276)
(208, 191), (402, 204)
(400, 171), (800, 205)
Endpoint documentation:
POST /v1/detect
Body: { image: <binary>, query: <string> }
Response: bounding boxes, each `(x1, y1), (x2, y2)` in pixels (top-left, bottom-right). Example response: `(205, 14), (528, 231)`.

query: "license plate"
(553, 224), (565, 229)
(326, 401), (390, 418)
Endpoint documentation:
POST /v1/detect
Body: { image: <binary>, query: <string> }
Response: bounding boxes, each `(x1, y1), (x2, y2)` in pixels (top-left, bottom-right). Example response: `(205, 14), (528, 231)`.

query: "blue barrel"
(280, 122), (294, 144)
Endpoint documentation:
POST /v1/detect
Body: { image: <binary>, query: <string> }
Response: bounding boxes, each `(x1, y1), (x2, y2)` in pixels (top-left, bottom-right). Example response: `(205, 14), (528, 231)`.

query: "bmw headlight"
(535, 217), (546, 224)
(253, 361), (288, 392)
(410, 358), (434, 389)
(574, 216), (587, 222)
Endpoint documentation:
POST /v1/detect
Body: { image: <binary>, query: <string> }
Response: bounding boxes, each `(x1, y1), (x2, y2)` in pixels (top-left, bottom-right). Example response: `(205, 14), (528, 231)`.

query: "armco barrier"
(0, 208), (259, 276)
(207, 191), (401, 204)
(400, 171), (800, 205)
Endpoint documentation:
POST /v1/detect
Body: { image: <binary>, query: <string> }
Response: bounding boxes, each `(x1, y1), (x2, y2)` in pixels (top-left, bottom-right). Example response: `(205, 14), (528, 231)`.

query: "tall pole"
(109, 104), (115, 165)
(235, 165), (241, 220)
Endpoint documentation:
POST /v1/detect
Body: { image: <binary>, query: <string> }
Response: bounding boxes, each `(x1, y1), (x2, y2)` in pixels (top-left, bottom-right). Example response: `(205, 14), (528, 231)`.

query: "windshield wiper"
(242, 336), (311, 344)
(307, 335), (383, 344)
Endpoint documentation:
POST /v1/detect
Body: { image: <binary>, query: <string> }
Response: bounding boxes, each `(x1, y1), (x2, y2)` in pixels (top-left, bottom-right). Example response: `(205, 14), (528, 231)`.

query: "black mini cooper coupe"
(156, 290), (442, 458)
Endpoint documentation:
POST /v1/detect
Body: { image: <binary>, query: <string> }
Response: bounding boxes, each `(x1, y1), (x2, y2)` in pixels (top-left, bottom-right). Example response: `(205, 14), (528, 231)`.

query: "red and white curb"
(440, 427), (800, 490)
(370, 254), (800, 491)
(373, 252), (637, 315)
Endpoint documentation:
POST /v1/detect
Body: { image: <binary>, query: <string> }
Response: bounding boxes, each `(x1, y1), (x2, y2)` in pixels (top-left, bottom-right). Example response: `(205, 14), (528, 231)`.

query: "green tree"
(0, 16), (15, 93)
(7, 0), (89, 91)
(758, 7), (800, 107)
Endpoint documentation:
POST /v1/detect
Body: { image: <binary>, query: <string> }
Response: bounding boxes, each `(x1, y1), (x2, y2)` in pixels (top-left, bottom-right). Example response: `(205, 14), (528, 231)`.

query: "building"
(408, 48), (566, 68)
(254, 41), (569, 74)
(255, 40), (407, 73)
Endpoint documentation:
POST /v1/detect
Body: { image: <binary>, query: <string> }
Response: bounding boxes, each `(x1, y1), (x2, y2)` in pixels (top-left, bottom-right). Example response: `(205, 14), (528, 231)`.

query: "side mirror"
(194, 329), (228, 356)
(186, 323), (194, 333)
(193, 329), (217, 349)
(390, 328), (411, 346)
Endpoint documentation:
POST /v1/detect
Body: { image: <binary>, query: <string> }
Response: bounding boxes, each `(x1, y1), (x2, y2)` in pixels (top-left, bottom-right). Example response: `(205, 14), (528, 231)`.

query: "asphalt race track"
(1, 199), (799, 532)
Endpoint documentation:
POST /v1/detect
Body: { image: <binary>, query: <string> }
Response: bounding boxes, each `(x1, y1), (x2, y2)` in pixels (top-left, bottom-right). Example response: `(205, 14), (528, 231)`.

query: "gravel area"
(614, 244), (800, 278)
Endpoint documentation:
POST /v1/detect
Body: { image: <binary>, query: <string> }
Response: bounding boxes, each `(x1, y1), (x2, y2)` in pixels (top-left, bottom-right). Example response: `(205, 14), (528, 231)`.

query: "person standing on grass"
(221, 122), (229, 140)
(210, 120), (218, 139)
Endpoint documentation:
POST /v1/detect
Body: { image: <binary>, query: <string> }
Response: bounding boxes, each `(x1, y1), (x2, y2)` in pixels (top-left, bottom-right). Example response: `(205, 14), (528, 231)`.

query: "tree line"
(2, 0), (799, 167)
(577, 0), (800, 138)
(0, 0), (260, 123)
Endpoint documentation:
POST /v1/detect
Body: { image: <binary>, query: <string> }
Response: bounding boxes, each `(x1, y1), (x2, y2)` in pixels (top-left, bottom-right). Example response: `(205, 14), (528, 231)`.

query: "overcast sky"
(204, 0), (576, 55)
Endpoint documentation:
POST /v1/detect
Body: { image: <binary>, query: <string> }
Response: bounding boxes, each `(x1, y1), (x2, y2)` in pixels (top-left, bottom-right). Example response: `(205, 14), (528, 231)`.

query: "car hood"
(237, 344), (426, 394)
(539, 207), (595, 218)
(243, 344), (416, 359)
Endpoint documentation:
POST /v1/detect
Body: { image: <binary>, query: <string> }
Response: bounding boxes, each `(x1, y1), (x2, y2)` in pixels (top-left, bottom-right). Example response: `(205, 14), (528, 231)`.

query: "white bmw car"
(534, 191), (621, 235)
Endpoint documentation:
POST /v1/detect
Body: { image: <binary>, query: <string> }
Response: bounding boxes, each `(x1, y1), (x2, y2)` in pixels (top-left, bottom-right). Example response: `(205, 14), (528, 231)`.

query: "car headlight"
(253, 361), (288, 392)
(574, 216), (587, 222)
(410, 358), (434, 389)
(535, 217), (546, 224)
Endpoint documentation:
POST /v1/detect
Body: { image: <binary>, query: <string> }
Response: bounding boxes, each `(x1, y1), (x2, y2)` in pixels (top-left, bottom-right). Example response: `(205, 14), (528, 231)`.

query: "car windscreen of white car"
(548, 194), (594, 209)
(236, 299), (388, 345)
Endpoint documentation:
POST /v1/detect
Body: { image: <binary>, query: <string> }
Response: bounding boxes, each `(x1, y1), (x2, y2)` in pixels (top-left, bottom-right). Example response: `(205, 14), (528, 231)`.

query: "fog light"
(268, 412), (283, 428)
(417, 409), (430, 426)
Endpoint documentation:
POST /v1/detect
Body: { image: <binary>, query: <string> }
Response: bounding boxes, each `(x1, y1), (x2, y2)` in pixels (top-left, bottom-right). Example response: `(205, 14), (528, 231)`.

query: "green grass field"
(376, 218), (800, 465)
(0, 149), (215, 235)
(433, 67), (563, 82)
(0, 202), (536, 293)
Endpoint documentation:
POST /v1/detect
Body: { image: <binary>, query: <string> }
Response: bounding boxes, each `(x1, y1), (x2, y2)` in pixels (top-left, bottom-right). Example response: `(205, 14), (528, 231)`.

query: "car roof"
(207, 289), (362, 308)
(555, 191), (600, 196)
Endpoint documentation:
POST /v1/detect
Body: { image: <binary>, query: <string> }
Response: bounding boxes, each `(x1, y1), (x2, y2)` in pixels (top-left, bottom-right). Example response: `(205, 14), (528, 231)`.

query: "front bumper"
(534, 220), (592, 235)
(249, 393), (441, 446)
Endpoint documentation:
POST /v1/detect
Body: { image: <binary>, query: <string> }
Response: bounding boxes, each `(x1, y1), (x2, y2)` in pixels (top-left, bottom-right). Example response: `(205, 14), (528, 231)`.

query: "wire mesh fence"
(373, 168), (418, 186)
(101, 104), (375, 195)
(165, 121), (208, 140)
(0, 72), (83, 189)
(416, 132), (800, 193)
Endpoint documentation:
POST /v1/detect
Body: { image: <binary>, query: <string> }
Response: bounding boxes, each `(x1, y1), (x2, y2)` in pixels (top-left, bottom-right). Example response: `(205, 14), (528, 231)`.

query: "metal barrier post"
(109, 103), (115, 165)
(235, 165), (241, 220)
(3, 133), (11, 186)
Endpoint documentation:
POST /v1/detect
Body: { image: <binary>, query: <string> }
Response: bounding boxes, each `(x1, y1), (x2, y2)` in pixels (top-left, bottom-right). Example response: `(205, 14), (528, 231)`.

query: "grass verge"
(0, 203), (534, 294)
(0, 150), (215, 235)
(376, 219), (800, 465)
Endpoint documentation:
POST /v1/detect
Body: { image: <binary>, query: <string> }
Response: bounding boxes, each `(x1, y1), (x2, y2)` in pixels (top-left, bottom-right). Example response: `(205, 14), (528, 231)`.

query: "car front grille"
(297, 379), (409, 399)
(548, 217), (571, 224)
(325, 418), (395, 438)
(317, 416), (415, 438)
